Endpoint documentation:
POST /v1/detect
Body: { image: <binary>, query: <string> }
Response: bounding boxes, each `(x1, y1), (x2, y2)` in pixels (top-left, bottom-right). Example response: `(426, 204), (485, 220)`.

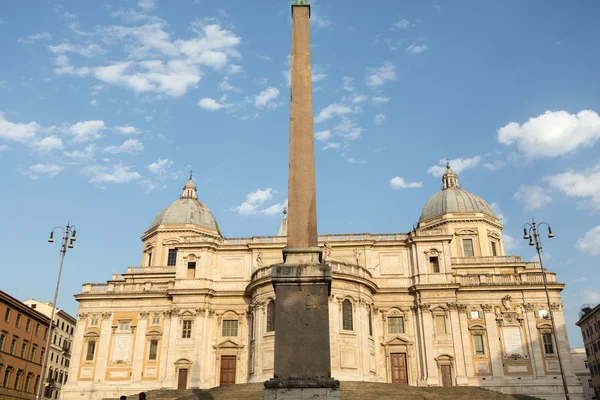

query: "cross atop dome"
(182, 173), (197, 199)
(442, 159), (459, 190)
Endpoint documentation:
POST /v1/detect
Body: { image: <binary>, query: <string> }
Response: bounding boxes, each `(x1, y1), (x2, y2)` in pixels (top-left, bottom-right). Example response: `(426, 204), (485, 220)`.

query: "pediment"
(382, 335), (412, 347)
(163, 238), (181, 245)
(429, 305), (447, 312)
(214, 339), (243, 349)
(455, 228), (478, 235)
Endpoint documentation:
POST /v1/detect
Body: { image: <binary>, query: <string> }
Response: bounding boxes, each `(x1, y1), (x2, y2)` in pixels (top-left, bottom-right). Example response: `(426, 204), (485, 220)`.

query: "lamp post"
(36, 222), (76, 400)
(523, 217), (569, 399)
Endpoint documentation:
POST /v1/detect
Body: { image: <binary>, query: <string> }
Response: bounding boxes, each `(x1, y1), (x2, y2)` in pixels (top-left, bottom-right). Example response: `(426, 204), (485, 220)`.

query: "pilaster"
(447, 304), (468, 385)
(132, 313), (148, 382)
(482, 305), (503, 378)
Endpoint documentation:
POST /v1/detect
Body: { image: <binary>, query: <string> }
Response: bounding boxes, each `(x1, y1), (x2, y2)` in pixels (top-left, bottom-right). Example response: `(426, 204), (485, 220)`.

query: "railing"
(126, 266), (176, 274)
(250, 261), (373, 283)
(455, 271), (557, 286)
(221, 233), (408, 245)
(82, 281), (174, 294)
(451, 256), (522, 264)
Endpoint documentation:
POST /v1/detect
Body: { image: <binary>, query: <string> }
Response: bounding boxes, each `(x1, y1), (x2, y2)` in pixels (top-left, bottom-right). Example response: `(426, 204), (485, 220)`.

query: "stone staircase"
(109, 382), (543, 400)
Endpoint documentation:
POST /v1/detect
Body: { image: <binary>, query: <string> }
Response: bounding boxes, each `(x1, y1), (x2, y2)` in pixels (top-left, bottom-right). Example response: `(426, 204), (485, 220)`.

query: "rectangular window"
(594, 342), (598, 353)
(4, 308), (10, 322)
(147, 252), (152, 266)
(222, 320), (238, 337)
(118, 321), (130, 331)
(435, 315), (447, 334)
(0, 333), (5, 351)
(149, 339), (158, 360)
(10, 338), (17, 355)
(151, 315), (161, 325)
(20, 342), (27, 358)
(44, 328), (48, 340)
(40, 348), (45, 364)
(2, 368), (12, 388)
(462, 239), (475, 257)
(31, 346), (37, 362)
(13, 370), (22, 390)
(430, 256), (440, 273)
(35, 323), (40, 336)
(25, 319), (31, 332)
(491, 241), (498, 256)
(469, 310), (481, 319)
(368, 309), (373, 337)
(186, 262), (196, 278)
(90, 317), (99, 327)
(167, 248), (178, 266)
(388, 316), (405, 334)
(25, 373), (32, 393)
(542, 332), (554, 355)
(15, 313), (21, 328)
(86, 341), (96, 361)
(474, 334), (485, 355)
(181, 320), (192, 338)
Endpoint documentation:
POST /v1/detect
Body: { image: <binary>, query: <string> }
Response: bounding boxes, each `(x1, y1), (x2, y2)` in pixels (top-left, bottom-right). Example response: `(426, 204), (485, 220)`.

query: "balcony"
(451, 256), (523, 264)
(455, 271), (558, 286)
(81, 281), (174, 294)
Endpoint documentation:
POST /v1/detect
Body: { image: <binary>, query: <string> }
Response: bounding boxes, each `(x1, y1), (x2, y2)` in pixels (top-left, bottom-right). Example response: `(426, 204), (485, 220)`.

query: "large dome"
(419, 162), (495, 222)
(148, 175), (220, 233)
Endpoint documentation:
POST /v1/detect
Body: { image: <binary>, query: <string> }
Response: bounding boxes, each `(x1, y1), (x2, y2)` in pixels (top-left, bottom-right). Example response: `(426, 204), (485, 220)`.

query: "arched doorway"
(174, 358), (192, 389)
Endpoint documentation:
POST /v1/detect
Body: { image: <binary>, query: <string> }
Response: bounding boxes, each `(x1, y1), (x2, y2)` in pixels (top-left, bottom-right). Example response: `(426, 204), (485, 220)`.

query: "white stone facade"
(60, 176), (584, 400)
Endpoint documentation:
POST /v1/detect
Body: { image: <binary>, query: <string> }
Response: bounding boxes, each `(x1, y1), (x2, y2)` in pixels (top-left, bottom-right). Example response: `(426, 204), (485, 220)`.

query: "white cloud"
(197, 97), (229, 111)
(351, 94), (367, 104)
(581, 288), (600, 303)
(104, 139), (144, 154)
(375, 113), (386, 126)
(255, 86), (280, 109)
(372, 96), (389, 104)
(0, 112), (39, 142)
(334, 118), (364, 140)
(342, 77), (354, 92)
(315, 130), (331, 142)
(406, 43), (429, 54)
(148, 158), (172, 175)
(17, 32), (52, 44)
(576, 225), (600, 256)
(544, 163), (600, 210)
(312, 72), (327, 83)
(48, 43), (105, 57)
(90, 99), (98, 106)
(366, 61), (396, 87)
(235, 188), (281, 215)
(262, 200), (288, 216)
(497, 110), (600, 158)
(111, 9), (163, 23)
(68, 120), (106, 143)
(483, 160), (506, 171)
(513, 185), (552, 211)
(26, 163), (64, 179)
(393, 19), (413, 30)
(138, 0), (156, 10)
(64, 144), (96, 161)
(85, 164), (141, 185)
(502, 233), (519, 253)
(427, 156), (482, 177)
(31, 136), (64, 152)
(115, 125), (141, 135)
(490, 203), (507, 224)
(218, 77), (239, 92)
(323, 142), (341, 150)
(0, 145), (10, 152)
(315, 104), (354, 123)
(389, 176), (423, 189)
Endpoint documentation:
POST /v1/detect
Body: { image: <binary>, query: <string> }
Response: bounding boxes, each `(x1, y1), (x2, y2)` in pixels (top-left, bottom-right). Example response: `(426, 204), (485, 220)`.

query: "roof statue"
(294, 0), (308, 4)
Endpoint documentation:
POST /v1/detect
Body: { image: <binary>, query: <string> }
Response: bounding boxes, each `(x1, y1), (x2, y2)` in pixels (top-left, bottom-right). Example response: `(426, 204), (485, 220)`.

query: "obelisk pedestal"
(264, 2), (340, 399)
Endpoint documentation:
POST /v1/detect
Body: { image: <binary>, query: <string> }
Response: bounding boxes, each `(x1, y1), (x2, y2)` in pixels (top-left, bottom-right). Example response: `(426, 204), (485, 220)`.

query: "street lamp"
(36, 222), (77, 400)
(523, 217), (569, 399)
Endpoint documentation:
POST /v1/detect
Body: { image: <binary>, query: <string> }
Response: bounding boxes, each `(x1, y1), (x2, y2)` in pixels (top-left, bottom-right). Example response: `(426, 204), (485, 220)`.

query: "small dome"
(148, 174), (220, 233)
(419, 160), (495, 222)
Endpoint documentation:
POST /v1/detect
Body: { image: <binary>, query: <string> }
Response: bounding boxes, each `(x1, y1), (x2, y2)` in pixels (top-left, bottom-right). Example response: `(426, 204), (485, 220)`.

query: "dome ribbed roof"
(419, 160), (495, 222)
(148, 174), (220, 233)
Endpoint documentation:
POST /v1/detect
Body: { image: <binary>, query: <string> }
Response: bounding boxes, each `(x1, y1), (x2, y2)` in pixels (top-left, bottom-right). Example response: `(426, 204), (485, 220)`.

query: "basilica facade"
(61, 165), (584, 400)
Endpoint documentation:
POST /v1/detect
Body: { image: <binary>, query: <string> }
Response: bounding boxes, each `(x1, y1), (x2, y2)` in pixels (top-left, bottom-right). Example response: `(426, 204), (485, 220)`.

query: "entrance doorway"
(440, 365), (452, 387)
(220, 355), (236, 385)
(390, 353), (408, 384)
(177, 368), (188, 389)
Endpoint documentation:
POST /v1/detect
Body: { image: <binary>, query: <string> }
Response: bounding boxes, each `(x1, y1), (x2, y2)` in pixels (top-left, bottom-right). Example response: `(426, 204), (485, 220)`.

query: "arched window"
(267, 301), (276, 332)
(342, 299), (353, 331)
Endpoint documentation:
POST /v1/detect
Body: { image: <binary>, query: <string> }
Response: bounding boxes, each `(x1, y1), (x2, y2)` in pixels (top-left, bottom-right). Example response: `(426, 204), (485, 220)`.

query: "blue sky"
(1, 0), (599, 347)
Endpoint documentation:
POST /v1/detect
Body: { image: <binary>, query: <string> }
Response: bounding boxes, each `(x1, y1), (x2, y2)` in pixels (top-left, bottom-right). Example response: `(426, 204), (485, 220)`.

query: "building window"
(147, 252), (152, 266)
(222, 320), (238, 337)
(34, 376), (40, 394)
(15, 314), (22, 328)
(118, 321), (131, 332)
(267, 301), (276, 332)
(491, 241), (498, 256)
(51, 353), (54, 362)
(542, 332), (555, 355)
(25, 373), (33, 393)
(148, 339), (158, 361)
(0, 332), (5, 351)
(342, 299), (353, 331)
(469, 310), (482, 319)
(10, 338), (17, 355)
(25, 319), (31, 332)
(20, 343), (27, 358)
(368, 309), (373, 336)
(430, 256), (440, 273)
(14, 370), (22, 390)
(90, 317), (99, 327)
(388, 316), (405, 334)
(2, 367), (12, 388)
(473, 334), (485, 355)
(44, 327), (48, 340)
(86, 341), (96, 361)
(151, 315), (161, 325)
(181, 320), (192, 338)
(35, 323), (40, 336)
(4, 308), (11, 322)
(186, 262), (196, 278)
(40, 348), (45, 363)
(589, 379), (593, 388)
(31, 346), (37, 362)
(435, 315), (447, 334)
(167, 249), (178, 266)
(462, 239), (475, 257)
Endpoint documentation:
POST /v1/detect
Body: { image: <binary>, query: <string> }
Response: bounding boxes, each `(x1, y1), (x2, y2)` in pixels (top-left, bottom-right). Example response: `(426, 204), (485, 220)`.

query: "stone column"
(158, 311), (172, 383)
(191, 309), (204, 388)
(162, 311), (178, 388)
(458, 307), (474, 378)
(421, 306), (438, 385)
(132, 314), (148, 383)
(523, 304), (543, 377)
(448, 304), (468, 385)
(482, 305), (504, 378)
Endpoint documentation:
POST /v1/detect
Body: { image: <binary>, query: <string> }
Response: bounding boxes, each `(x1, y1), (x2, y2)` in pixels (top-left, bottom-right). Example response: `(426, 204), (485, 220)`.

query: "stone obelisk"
(264, 1), (340, 399)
